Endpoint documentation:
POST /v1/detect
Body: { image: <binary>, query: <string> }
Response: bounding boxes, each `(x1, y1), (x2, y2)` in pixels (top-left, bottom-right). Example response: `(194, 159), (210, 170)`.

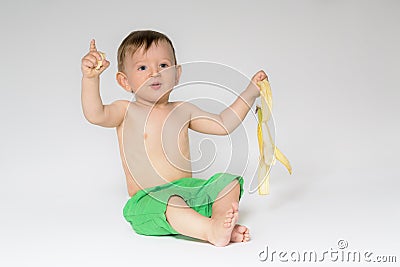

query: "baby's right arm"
(81, 39), (128, 128)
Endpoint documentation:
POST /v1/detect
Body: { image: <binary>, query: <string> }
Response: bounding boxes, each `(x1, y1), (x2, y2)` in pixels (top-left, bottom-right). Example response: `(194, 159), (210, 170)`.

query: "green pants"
(123, 173), (244, 236)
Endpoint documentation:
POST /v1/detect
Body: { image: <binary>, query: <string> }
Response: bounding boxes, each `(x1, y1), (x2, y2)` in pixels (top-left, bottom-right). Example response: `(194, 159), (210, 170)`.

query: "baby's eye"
(138, 66), (147, 71)
(160, 63), (169, 68)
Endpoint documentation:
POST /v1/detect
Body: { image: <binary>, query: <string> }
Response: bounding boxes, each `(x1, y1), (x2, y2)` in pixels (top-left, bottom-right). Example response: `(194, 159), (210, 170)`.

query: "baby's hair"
(117, 30), (177, 73)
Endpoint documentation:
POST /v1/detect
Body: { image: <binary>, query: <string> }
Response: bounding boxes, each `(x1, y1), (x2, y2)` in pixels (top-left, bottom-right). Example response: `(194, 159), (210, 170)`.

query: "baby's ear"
(175, 65), (182, 85)
(116, 72), (131, 93)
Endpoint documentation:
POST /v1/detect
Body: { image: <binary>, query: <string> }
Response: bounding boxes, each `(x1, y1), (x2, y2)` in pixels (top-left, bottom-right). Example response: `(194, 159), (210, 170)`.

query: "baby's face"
(122, 41), (180, 104)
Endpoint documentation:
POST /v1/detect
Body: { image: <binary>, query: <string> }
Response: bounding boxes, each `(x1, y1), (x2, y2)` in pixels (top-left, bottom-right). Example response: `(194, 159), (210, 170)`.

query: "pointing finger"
(90, 39), (97, 52)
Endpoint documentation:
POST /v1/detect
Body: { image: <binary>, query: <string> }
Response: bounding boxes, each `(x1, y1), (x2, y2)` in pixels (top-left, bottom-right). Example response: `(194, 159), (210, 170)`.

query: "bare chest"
(121, 103), (191, 157)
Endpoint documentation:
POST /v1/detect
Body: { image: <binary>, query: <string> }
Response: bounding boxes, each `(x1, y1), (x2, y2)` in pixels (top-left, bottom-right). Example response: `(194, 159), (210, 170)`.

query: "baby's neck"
(135, 97), (171, 109)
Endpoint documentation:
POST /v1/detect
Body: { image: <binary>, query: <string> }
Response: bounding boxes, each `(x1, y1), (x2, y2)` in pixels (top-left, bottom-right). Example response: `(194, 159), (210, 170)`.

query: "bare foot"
(208, 202), (239, 247)
(230, 224), (250, 242)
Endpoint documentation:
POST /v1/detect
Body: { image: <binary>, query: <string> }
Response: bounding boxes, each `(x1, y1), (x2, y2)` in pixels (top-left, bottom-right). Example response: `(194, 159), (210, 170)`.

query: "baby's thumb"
(102, 60), (110, 69)
(96, 59), (110, 74)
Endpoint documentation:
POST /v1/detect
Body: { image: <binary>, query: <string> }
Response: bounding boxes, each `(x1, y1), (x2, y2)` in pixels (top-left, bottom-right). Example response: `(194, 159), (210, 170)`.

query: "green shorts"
(123, 173), (244, 236)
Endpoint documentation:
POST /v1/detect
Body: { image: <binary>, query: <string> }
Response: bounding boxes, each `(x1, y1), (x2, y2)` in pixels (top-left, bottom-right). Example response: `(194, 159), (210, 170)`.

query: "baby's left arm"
(187, 70), (268, 135)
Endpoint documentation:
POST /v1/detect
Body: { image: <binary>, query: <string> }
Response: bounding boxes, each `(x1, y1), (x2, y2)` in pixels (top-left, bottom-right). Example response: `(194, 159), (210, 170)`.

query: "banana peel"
(95, 52), (106, 70)
(256, 79), (292, 195)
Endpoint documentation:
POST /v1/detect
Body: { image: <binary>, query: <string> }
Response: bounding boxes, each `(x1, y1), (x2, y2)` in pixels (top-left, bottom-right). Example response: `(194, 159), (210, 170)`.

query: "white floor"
(1, 152), (399, 266)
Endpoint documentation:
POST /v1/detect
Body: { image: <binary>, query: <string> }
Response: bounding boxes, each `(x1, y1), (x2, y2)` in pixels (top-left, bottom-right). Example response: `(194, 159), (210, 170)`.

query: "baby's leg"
(165, 195), (239, 246)
(212, 180), (250, 243)
(212, 180), (241, 214)
(165, 179), (249, 246)
(165, 195), (211, 241)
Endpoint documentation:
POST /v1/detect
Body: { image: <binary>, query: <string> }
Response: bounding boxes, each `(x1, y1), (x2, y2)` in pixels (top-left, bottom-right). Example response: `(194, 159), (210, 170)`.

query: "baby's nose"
(150, 71), (161, 77)
(149, 66), (161, 77)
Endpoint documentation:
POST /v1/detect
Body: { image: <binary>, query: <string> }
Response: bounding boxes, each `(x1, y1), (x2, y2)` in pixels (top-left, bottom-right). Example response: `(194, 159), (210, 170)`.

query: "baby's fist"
(251, 70), (268, 84)
(246, 70), (269, 98)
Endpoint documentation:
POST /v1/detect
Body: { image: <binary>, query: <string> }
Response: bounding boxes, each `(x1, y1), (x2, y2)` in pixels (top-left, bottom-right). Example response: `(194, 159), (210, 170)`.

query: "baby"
(81, 30), (267, 247)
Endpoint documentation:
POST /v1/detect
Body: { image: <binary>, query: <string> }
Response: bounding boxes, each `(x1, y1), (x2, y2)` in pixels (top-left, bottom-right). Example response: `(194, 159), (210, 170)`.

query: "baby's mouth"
(150, 82), (162, 90)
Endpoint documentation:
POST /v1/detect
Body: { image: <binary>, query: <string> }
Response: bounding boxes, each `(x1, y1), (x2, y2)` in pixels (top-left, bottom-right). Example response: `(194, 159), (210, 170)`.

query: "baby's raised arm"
(187, 70), (268, 135)
(81, 39), (128, 128)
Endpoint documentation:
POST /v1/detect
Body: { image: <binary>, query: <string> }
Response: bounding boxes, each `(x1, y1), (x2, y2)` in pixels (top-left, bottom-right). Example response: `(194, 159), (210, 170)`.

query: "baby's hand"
(252, 70), (268, 84)
(81, 39), (110, 79)
(245, 70), (269, 98)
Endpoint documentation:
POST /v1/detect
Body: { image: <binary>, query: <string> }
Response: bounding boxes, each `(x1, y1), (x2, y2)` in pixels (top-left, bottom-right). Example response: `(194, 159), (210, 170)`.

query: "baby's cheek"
(165, 72), (179, 88)
(161, 67), (176, 78)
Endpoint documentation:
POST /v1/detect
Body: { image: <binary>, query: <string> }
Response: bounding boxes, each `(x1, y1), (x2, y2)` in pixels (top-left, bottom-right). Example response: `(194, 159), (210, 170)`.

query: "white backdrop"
(1, 0), (399, 266)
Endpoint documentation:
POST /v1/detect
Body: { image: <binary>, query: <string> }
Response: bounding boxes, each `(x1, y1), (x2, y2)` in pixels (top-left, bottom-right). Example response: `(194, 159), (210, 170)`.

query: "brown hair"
(117, 30), (177, 72)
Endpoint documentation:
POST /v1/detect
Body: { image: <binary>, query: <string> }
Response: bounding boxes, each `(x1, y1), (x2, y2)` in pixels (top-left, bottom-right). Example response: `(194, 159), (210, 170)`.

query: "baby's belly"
(123, 146), (193, 194)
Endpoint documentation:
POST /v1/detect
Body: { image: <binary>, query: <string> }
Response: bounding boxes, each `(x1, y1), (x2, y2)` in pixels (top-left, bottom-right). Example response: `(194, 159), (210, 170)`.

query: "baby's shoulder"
(112, 99), (130, 109)
(171, 100), (196, 110)
(110, 99), (130, 114)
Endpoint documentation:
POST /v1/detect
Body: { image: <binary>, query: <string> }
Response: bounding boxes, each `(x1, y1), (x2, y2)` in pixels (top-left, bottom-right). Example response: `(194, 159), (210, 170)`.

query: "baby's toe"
(226, 208), (233, 216)
(235, 225), (247, 234)
(232, 202), (239, 213)
(231, 233), (244, 242)
(243, 233), (251, 242)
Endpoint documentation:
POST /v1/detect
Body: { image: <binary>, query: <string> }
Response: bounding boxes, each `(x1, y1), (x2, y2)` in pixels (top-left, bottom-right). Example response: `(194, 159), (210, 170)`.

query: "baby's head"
(117, 30), (177, 73)
(116, 30), (181, 104)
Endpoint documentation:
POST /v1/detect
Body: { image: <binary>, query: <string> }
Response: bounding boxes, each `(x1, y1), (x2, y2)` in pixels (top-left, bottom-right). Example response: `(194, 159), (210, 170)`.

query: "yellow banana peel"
(95, 52), (106, 70)
(256, 79), (292, 195)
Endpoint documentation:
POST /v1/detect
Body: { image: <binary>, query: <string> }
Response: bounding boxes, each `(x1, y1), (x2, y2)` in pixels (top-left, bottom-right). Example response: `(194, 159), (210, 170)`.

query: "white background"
(0, 0), (399, 266)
